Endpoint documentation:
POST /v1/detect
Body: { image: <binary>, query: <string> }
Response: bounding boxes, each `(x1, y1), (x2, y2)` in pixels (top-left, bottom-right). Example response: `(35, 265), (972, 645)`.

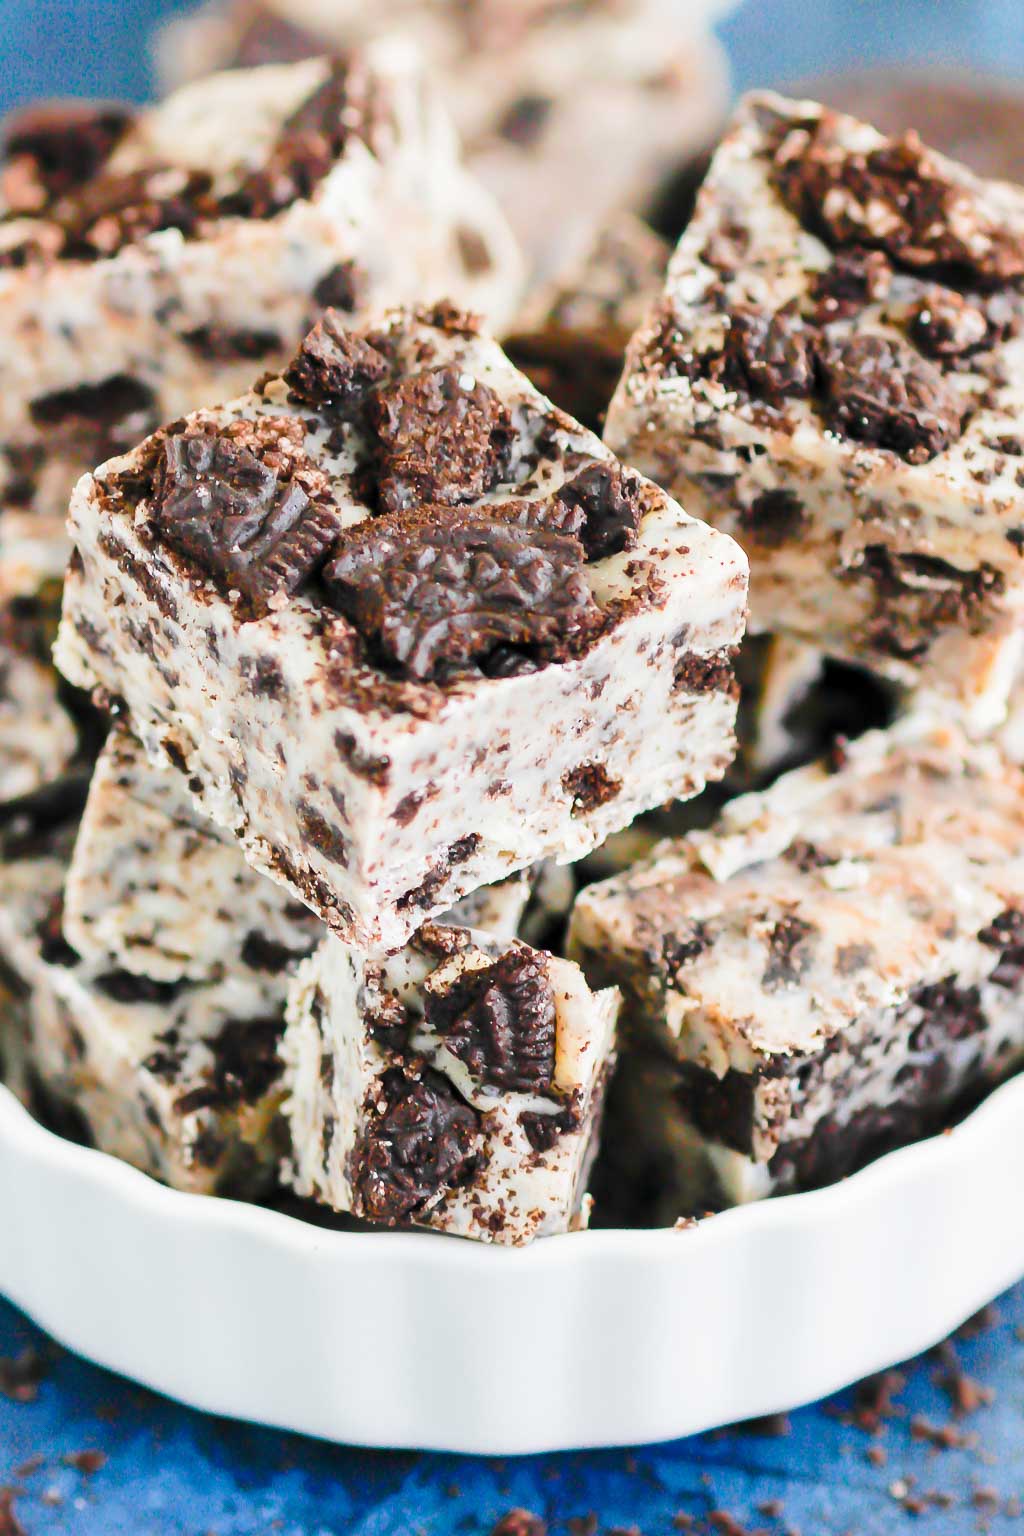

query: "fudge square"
(283, 919), (619, 1243)
(0, 48), (522, 607)
(0, 784), (295, 1197)
(62, 723), (566, 983)
(62, 725), (321, 985)
(606, 91), (1024, 726)
(56, 303), (748, 953)
(569, 718), (1024, 1212)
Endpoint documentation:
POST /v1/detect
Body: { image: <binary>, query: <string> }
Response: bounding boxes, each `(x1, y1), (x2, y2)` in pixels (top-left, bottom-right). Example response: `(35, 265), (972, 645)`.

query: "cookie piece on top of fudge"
(56, 302), (748, 953)
(284, 919), (618, 1243)
(607, 91), (1024, 729)
(154, 0), (729, 288)
(0, 771), (312, 1198)
(0, 47), (522, 602)
(569, 718), (1024, 1215)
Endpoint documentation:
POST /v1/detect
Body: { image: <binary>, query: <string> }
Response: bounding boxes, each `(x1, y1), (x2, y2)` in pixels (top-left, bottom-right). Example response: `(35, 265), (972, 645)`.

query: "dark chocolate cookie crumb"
(370, 365), (513, 514)
(323, 508), (603, 682)
(818, 333), (964, 462)
(148, 423), (342, 615)
(312, 259), (366, 313)
(352, 1067), (480, 1222)
(774, 116), (1024, 287)
(552, 461), (645, 560)
(283, 309), (390, 410)
(427, 944), (557, 1092)
(3, 100), (132, 210)
(762, 912), (816, 988)
(173, 1015), (284, 1115)
(561, 762), (622, 815)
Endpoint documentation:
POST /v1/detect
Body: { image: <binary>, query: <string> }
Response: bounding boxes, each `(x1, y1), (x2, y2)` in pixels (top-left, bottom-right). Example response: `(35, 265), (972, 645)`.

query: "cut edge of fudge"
(55, 301), (747, 952)
(605, 89), (1024, 716)
(282, 919), (620, 1244)
(569, 715), (1024, 1211)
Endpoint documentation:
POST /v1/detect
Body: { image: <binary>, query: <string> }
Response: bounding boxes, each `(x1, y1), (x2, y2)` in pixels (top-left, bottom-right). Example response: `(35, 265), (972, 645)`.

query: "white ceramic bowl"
(1, 1076), (1022, 1454)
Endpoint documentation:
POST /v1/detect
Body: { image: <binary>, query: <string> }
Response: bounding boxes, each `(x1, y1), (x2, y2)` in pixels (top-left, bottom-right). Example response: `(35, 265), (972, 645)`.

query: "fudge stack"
(7, 29), (1024, 1242)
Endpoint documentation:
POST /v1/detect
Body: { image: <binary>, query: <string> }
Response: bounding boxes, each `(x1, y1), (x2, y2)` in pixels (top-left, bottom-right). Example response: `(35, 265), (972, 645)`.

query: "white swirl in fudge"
(607, 92), (1024, 723)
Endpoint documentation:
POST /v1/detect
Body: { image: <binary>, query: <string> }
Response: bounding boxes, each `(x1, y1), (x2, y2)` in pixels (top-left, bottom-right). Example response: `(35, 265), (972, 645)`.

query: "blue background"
(3, 0), (1024, 1530)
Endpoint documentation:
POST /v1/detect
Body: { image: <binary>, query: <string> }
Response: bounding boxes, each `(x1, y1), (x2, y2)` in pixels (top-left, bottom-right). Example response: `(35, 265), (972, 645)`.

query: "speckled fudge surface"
(606, 90), (1024, 728)
(56, 303), (748, 953)
(284, 918), (619, 1244)
(506, 215), (669, 432)
(155, 0), (729, 288)
(62, 725), (321, 984)
(0, 781), (306, 1199)
(569, 718), (1024, 1213)
(0, 47), (521, 603)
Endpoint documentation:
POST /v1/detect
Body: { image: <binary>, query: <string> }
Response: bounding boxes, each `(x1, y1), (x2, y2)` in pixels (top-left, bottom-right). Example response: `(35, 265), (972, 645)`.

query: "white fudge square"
(62, 725), (568, 984)
(0, 47), (522, 604)
(56, 304), (748, 953)
(62, 726), (321, 984)
(283, 920), (619, 1243)
(607, 91), (1024, 728)
(0, 801), (295, 1197)
(569, 718), (1024, 1214)
(155, 0), (730, 288)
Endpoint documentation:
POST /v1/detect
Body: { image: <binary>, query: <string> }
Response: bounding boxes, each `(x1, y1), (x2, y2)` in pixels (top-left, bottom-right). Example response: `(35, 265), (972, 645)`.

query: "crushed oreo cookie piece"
(819, 333), (964, 462)
(426, 945), (557, 1092)
(323, 508), (604, 682)
(3, 100), (133, 210)
(173, 1015), (284, 1115)
(28, 373), (157, 431)
(775, 118), (1024, 287)
(353, 1067), (480, 1222)
(370, 365), (513, 514)
(809, 246), (892, 322)
(283, 309), (390, 410)
(552, 462), (645, 560)
(149, 427), (342, 614)
(561, 762), (622, 815)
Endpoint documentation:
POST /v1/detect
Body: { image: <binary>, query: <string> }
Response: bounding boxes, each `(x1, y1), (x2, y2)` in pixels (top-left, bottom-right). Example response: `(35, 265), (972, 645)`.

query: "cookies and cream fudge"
(570, 719), (1024, 1212)
(283, 920), (619, 1243)
(62, 724), (568, 984)
(56, 303), (748, 953)
(506, 216), (669, 432)
(155, 0), (730, 287)
(0, 788), (304, 1198)
(62, 725), (321, 984)
(0, 51), (523, 607)
(606, 91), (1024, 727)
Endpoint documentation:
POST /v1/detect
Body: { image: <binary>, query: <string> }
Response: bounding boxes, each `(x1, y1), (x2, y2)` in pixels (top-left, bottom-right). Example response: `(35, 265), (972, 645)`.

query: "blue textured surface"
(3, 0), (1024, 1530)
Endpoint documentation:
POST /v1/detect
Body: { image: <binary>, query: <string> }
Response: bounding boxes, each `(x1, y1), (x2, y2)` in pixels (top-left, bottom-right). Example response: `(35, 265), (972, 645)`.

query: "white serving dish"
(1, 1075), (1022, 1455)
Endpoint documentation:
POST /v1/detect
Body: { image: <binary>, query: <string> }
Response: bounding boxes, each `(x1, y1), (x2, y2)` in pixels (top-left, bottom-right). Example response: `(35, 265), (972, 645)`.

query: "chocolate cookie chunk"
(323, 508), (604, 681)
(426, 945), (557, 1092)
(370, 365), (513, 514)
(150, 427), (342, 614)
(283, 309), (391, 410)
(819, 334), (964, 462)
(352, 1067), (480, 1222)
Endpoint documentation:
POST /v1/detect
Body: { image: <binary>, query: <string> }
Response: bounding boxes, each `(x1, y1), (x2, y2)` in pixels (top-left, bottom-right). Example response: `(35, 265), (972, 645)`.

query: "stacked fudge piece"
(154, 0), (733, 287)
(570, 720), (1024, 1218)
(0, 44), (521, 625)
(607, 91), (1024, 734)
(31, 301), (747, 1240)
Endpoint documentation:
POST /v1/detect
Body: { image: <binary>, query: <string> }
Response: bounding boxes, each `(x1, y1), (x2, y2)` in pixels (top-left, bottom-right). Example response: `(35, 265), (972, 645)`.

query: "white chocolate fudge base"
(63, 726), (321, 983)
(0, 822), (295, 1197)
(606, 91), (1024, 721)
(56, 312), (747, 954)
(570, 718), (1024, 1209)
(0, 49), (522, 604)
(283, 926), (618, 1243)
(0, 648), (77, 803)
